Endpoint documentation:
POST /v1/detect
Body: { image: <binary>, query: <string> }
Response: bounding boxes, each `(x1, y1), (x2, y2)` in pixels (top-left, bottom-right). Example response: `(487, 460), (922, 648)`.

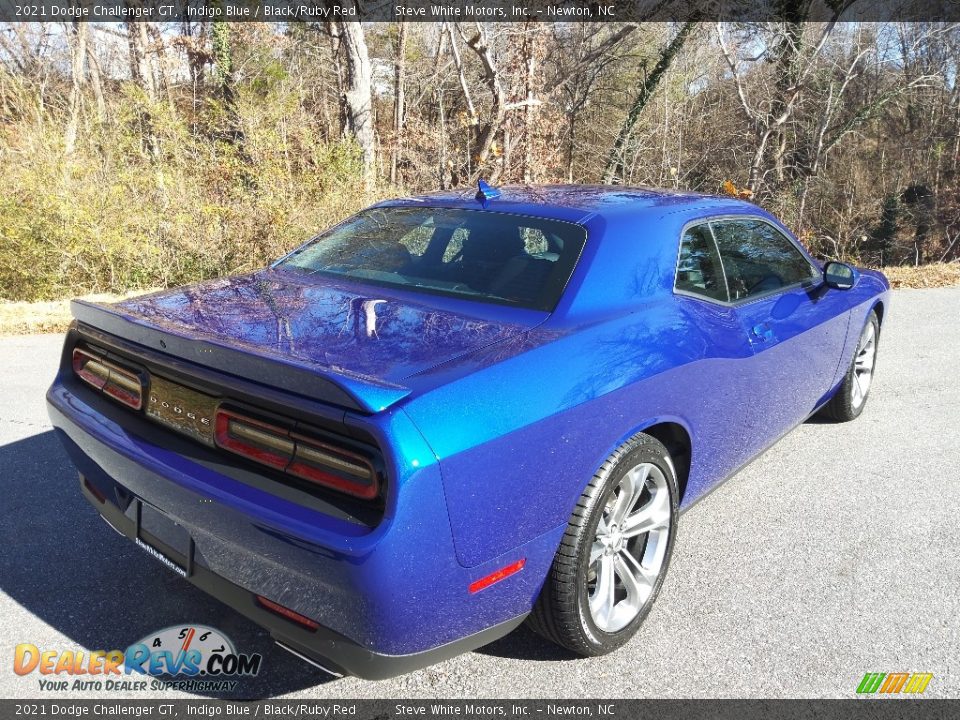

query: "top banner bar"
(1, 0), (958, 23)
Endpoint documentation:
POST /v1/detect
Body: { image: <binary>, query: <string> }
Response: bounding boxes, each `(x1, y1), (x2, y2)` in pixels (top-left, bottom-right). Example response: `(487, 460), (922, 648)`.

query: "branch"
(716, 23), (756, 126)
(446, 22), (477, 123)
(503, 99), (544, 111)
(460, 23), (506, 178)
(820, 74), (938, 158)
(603, 21), (697, 184)
(543, 24), (638, 97)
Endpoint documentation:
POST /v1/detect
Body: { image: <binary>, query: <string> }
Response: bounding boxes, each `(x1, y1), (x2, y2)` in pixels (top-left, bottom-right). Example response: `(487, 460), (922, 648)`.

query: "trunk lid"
(72, 270), (539, 413)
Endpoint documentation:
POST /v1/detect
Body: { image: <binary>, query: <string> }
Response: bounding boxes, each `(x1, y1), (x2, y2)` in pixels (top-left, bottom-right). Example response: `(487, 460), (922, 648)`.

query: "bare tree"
(546, 25), (638, 182)
(125, 21), (157, 103)
(64, 20), (86, 155)
(603, 21), (696, 184)
(460, 22), (506, 182)
(85, 38), (106, 123)
(520, 21), (542, 184)
(390, 23), (407, 185)
(715, 6), (848, 193)
(332, 10), (375, 184)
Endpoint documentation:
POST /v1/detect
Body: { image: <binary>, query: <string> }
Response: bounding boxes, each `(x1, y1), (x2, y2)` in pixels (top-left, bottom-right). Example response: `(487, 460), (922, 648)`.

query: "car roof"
(375, 184), (762, 224)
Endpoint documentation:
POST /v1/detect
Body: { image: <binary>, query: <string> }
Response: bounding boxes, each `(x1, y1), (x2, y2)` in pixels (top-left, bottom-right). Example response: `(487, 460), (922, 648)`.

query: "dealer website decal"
(856, 673), (933, 695)
(13, 625), (262, 693)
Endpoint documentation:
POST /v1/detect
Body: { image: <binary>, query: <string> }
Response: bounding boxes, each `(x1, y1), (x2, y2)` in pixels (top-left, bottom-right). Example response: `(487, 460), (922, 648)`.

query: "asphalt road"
(1, 287), (958, 700)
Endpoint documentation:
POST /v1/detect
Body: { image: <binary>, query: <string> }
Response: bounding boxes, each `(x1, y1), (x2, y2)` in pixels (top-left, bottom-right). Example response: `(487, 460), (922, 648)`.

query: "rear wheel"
(820, 310), (880, 422)
(528, 433), (677, 656)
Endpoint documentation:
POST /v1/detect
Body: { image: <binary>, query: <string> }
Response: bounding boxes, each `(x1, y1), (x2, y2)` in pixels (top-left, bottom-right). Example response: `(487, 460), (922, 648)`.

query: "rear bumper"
(81, 476), (525, 679)
(47, 378), (551, 678)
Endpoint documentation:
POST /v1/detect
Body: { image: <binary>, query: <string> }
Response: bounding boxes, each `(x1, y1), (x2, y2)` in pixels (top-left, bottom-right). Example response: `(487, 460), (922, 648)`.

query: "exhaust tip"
(99, 514), (124, 537)
(274, 641), (344, 678)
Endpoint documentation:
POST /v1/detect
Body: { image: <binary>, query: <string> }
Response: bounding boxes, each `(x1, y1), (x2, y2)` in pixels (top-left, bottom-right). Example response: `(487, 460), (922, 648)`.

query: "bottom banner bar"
(2, 699), (958, 720)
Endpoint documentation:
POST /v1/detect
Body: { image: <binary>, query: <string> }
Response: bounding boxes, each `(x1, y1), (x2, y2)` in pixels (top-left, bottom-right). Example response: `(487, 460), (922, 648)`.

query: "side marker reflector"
(468, 558), (526, 594)
(256, 595), (320, 631)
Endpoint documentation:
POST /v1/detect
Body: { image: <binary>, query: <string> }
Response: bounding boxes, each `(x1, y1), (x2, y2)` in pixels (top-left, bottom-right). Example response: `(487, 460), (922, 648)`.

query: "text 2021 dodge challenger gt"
(47, 184), (888, 679)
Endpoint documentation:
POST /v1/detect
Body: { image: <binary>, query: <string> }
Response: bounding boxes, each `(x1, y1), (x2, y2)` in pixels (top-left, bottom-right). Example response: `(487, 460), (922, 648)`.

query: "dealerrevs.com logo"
(856, 672), (933, 695)
(14, 625), (262, 694)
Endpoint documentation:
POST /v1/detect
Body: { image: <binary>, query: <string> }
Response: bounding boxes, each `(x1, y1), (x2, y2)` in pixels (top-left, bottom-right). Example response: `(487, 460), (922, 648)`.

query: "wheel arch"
(605, 418), (693, 506)
(640, 421), (692, 505)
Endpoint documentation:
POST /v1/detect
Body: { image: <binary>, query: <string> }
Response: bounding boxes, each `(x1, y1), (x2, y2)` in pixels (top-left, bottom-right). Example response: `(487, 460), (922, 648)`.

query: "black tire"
(819, 310), (880, 422)
(527, 433), (678, 656)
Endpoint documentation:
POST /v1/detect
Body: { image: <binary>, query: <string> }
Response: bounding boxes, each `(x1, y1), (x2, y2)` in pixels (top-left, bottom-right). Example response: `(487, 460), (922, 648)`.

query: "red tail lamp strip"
(288, 433), (378, 500)
(101, 368), (144, 410)
(214, 408), (379, 500)
(72, 348), (108, 390)
(214, 409), (293, 471)
(72, 348), (144, 410)
(256, 595), (320, 631)
(468, 559), (526, 594)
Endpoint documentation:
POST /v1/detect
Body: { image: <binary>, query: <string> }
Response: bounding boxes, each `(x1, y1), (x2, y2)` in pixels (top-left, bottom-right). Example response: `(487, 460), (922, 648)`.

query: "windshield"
(276, 207), (587, 312)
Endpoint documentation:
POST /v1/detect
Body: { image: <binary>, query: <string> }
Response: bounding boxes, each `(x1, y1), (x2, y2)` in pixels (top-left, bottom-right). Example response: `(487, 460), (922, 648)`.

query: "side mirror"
(824, 261), (857, 290)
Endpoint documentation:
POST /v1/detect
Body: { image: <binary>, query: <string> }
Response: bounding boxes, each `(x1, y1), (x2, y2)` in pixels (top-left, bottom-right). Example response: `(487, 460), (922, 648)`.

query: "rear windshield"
(276, 207), (587, 311)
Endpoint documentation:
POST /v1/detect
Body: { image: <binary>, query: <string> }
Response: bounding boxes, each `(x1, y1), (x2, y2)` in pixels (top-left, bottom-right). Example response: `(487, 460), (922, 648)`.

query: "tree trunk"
(125, 19), (159, 158)
(126, 21), (156, 103)
(769, 20), (805, 187)
(146, 23), (176, 116)
(603, 21), (695, 185)
(211, 19), (243, 144)
(463, 24), (506, 181)
(437, 88), (449, 189)
(85, 39), (106, 122)
(211, 20), (233, 106)
(334, 14), (375, 184)
(390, 23), (407, 185)
(181, 19), (206, 118)
(64, 19), (87, 155)
(521, 22), (539, 184)
(447, 23), (477, 123)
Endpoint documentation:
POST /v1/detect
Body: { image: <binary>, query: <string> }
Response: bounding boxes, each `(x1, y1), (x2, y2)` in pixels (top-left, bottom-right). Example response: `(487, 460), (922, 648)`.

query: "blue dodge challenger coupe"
(47, 183), (888, 678)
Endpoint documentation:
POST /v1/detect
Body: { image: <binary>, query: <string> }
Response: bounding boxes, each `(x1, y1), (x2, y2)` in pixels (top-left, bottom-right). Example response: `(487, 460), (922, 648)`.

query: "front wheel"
(527, 433), (678, 656)
(819, 310), (880, 422)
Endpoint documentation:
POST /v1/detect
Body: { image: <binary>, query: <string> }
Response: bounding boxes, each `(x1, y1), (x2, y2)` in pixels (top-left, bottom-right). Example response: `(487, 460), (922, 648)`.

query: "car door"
(710, 217), (851, 453)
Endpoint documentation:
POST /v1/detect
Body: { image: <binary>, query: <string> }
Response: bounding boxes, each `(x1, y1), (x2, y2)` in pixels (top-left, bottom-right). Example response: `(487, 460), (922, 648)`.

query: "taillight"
(288, 433), (378, 500)
(214, 408), (379, 500)
(215, 408), (294, 470)
(72, 348), (144, 410)
(72, 348), (109, 389)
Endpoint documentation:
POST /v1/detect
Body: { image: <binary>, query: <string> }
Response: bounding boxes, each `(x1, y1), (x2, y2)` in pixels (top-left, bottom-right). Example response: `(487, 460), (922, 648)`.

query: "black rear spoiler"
(71, 300), (411, 414)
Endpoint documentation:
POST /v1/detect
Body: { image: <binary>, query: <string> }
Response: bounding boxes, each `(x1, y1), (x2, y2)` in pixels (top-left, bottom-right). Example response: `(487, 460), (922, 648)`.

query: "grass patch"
(877, 262), (960, 289)
(0, 289), (158, 336)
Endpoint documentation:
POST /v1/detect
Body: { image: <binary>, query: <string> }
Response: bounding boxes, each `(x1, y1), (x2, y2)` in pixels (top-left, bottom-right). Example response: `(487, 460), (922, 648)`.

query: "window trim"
(673, 220), (731, 304)
(672, 214), (823, 309)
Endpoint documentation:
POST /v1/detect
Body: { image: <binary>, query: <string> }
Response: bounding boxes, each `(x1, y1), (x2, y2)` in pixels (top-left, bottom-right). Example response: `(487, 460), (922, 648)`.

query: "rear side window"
(675, 224), (728, 302)
(277, 207), (587, 312)
(711, 219), (820, 301)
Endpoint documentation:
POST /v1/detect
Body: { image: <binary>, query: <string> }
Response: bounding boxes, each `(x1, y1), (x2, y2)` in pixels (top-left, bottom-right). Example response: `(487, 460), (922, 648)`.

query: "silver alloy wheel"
(851, 321), (877, 409)
(588, 462), (671, 633)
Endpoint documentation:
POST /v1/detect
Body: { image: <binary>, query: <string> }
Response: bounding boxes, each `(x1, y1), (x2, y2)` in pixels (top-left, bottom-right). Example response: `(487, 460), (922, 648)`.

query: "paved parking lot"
(1, 287), (958, 699)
